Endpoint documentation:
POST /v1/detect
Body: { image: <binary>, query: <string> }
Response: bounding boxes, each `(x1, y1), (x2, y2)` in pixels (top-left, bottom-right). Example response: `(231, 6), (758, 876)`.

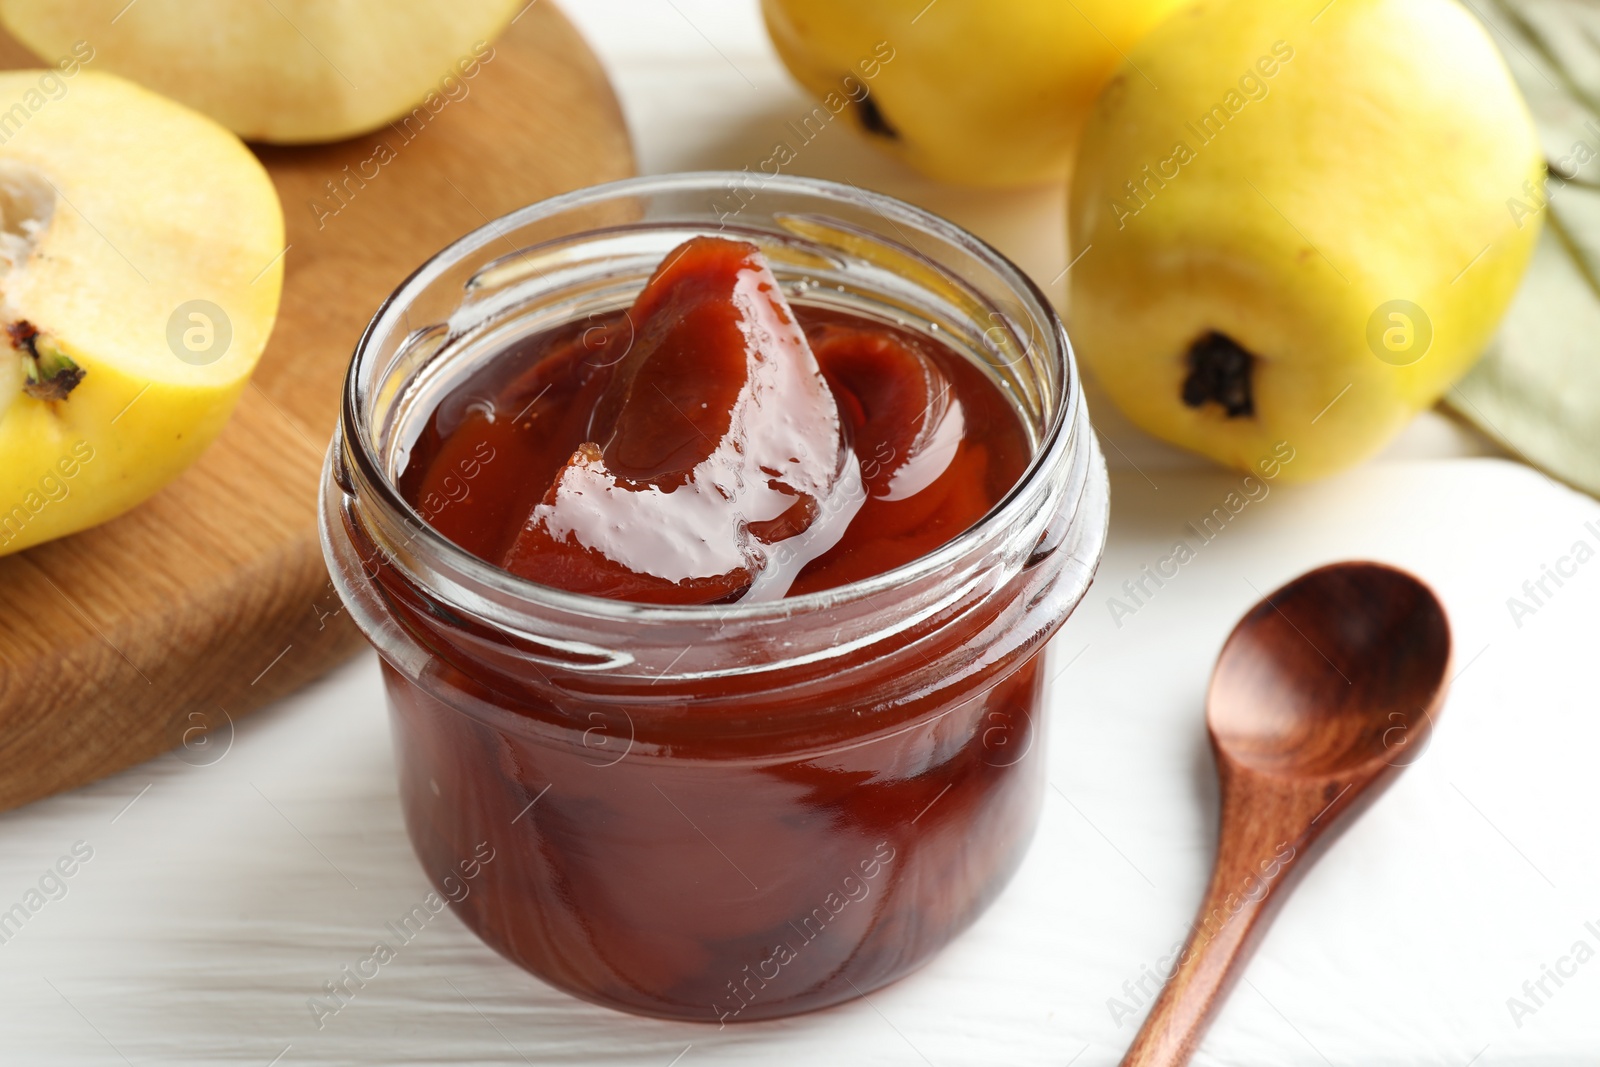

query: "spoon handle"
(1119, 777), (1313, 1067)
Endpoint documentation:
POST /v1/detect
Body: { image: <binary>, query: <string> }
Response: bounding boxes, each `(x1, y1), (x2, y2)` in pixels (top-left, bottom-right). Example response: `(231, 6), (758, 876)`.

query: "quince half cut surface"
(0, 0), (524, 144)
(0, 70), (284, 557)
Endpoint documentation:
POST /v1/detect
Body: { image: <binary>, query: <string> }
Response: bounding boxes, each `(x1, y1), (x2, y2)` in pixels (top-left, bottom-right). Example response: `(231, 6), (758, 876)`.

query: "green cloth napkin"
(1447, 0), (1600, 497)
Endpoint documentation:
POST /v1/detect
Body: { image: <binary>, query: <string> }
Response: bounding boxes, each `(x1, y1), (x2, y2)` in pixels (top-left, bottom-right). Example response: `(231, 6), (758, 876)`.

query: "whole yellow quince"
(1068, 0), (1542, 481)
(762, 0), (1191, 187)
(0, 70), (283, 556)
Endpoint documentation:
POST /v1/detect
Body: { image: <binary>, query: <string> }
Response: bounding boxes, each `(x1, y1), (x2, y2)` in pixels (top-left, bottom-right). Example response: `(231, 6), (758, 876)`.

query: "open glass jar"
(320, 173), (1108, 1022)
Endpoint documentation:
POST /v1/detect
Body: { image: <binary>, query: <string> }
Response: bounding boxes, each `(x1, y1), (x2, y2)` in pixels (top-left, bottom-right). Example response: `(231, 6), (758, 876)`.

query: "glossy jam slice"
(503, 236), (855, 603)
(398, 237), (1031, 602)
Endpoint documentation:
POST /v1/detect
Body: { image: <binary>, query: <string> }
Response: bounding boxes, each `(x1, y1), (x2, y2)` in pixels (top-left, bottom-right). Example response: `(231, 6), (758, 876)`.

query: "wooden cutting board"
(0, 3), (635, 812)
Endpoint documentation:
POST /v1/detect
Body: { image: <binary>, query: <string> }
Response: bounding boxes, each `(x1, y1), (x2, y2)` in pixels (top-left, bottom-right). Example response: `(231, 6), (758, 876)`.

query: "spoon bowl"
(1121, 561), (1451, 1067)
(1209, 562), (1452, 777)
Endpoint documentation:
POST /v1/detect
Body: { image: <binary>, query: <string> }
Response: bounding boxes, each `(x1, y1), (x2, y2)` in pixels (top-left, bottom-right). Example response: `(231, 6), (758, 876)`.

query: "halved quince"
(0, 70), (284, 557)
(0, 0), (523, 144)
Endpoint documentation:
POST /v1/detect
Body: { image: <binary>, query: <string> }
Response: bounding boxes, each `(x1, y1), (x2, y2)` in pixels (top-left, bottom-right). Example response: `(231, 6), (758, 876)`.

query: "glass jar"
(320, 173), (1108, 1022)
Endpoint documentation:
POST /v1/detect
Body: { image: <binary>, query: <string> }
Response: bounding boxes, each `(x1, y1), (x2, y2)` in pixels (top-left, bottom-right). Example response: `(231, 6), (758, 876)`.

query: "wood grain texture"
(1121, 562), (1451, 1067)
(0, 2), (634, 813)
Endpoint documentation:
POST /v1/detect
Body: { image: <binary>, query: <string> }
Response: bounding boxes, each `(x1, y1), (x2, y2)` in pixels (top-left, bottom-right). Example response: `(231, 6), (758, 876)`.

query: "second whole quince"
(762, 0), (1191, 187)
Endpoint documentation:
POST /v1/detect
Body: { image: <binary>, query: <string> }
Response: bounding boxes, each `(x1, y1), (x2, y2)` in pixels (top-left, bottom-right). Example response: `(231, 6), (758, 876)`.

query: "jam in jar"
(322, 174), (1107, 1021)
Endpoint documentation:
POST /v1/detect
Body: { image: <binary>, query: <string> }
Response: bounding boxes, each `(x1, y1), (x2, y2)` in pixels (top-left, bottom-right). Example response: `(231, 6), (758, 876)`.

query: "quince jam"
(398, 236), (1029, 602)
(373, 236), (1062, 1022)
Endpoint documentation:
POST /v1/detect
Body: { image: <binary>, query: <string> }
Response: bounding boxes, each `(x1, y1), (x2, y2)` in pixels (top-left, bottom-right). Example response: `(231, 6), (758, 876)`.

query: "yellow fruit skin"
(1068, 0), (1542, 481)
(762, 0), (1190, 187)
(0, 71), (284, 557)
(0, 0), (521, 144)
(0, 366), (250, 557)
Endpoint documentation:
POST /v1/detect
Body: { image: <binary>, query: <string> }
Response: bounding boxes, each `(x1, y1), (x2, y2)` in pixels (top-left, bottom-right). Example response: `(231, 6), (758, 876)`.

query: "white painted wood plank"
(3, 459), (1596, 1065)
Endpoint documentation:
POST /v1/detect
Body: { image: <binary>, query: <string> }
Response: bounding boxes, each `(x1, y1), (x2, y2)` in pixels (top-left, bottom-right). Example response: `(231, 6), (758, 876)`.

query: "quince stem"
(9, 320), (84, 402)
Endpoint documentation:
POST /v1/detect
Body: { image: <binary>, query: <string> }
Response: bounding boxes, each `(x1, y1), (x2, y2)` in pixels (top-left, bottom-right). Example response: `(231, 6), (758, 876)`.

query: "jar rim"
(339, 171), (1084, 624)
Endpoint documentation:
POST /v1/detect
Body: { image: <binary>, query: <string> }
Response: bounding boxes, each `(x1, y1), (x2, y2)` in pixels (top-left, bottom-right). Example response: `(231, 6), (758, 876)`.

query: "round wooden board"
(0, 3), (635, 812)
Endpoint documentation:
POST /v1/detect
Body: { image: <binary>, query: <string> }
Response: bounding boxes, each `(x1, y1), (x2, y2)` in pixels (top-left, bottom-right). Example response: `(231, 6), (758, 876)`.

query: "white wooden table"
(3, 4), (1596, 1063)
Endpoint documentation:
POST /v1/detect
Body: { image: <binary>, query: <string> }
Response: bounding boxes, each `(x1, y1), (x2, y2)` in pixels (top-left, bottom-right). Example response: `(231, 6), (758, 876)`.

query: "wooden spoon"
(1121, 561), (1451, 1067)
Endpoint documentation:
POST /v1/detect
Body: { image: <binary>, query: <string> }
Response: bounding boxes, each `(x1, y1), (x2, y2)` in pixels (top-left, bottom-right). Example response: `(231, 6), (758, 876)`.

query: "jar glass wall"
(320, 173), (1108, 1022)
